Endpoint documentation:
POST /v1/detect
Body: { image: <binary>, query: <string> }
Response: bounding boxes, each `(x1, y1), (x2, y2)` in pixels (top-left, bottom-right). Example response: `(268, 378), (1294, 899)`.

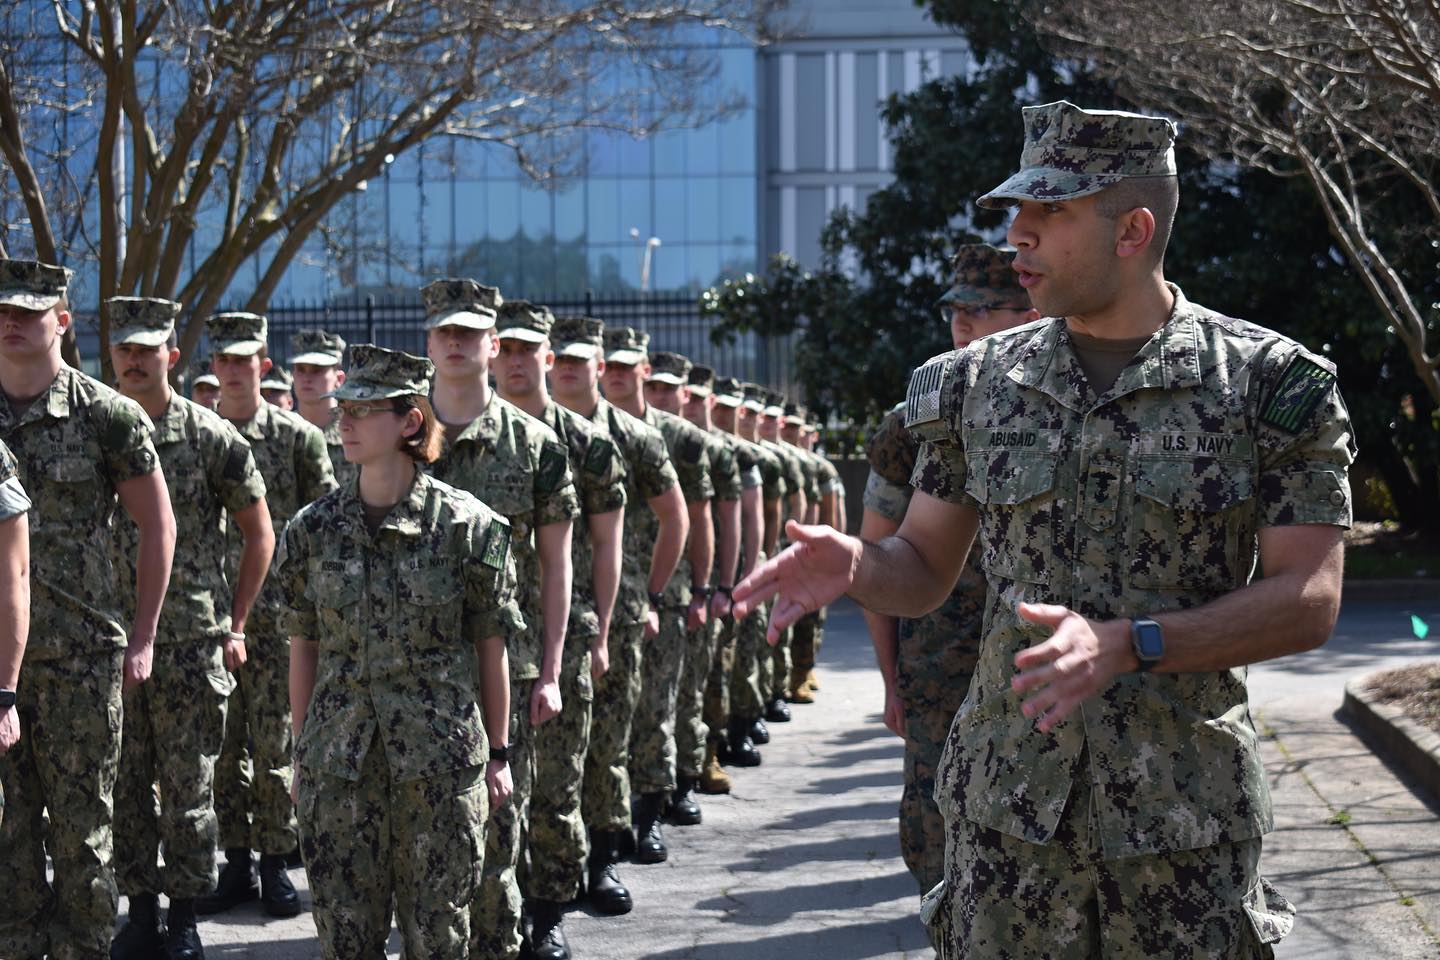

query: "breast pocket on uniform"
(1130, 454), (1253, 591)
(306, 564), (363, 641)
(398, 564), (464, 645)
(967, 450), (1059, 584)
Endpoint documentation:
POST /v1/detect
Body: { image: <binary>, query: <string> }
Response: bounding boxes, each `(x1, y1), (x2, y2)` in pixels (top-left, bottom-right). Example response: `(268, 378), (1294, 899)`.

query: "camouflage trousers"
(898, 680), (968, 894)
(115, 639), (232, 898)
(214, 624), (296, 855)
(767, 626), (793, 702)
(0, 649), (124, 960)
(470, 676), (535, 960)
(934, 777), (1294, 959)
(703, 616), (737, 744)
(792, 609), (824, 671)
(729, 604), (767, 724)
(676, 618), (723, 778)
(524, 639), (594, 902)
(582, 623), (642, 833)
(629, 605), (687, 795)
(298, 739), (487, 960)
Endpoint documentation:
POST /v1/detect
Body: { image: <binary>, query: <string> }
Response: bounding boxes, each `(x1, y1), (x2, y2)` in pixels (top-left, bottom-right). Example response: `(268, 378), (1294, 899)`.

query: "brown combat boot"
(805, 668), (820, 691)
(788, 667), (815, 704)
(698, 740), (732, 794)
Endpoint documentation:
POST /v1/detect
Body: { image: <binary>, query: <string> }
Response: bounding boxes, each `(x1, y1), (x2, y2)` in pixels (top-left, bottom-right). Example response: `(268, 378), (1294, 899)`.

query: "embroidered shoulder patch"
(584, 436), (614, 476)
(481, 517), (511, 571)
(904, 354), (953, 429)
(1261, 355), (1336, 434)
(536, 440), (569, 493)
(678, 433), (704, 465)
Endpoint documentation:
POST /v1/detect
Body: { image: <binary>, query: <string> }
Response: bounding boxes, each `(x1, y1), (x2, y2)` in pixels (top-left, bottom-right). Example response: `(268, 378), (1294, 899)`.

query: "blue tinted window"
(555, 185), (585, 242)
(717, 178), (755, 245)
(519, 185), (551, 239)
(619, 180), (652, 239)
(587, 178), (621, 244)
(487, 182), (520, 240)
(687, 178), (720, 243)
(654, 179), (687, 246)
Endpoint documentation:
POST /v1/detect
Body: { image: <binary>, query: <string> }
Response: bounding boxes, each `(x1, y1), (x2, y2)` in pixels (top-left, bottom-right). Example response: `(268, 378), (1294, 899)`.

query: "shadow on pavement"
(638, 914), (930, 960)
(728, 831), (901, 871)
(769, 799), (900, 831)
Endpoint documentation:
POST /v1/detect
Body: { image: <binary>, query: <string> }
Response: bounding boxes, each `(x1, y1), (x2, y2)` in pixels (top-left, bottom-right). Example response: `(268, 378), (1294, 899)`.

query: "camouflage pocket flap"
(307, 565), (362, 608)
(919, 879), (948, 929)
(977, 450), (1057, 506)
(400, 565), (463, 607)
(1241, 876), (1295, 945)
(1135, 456), (1253, 513)
(46, 456), (95, 483)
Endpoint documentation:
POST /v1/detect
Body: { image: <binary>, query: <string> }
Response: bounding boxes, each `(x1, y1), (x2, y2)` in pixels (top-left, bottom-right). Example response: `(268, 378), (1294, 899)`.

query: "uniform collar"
(338, 468), (430, 539)
(0, 365), (75, 429)
(1006, 283), (1202, 410)
(153, 390), (191, 444)
(229, 398), (275, 440)
(445, 390), (502, 450)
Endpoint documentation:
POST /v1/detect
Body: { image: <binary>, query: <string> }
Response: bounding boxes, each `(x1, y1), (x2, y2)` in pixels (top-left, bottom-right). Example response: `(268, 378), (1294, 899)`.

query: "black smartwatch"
(1130, 618), (1165, 672)
(648, 590), (665, 609)
(489, 744), (512, 764)
(0, 688), (15, 710)
(692, 584), (714, 600)
(715, 585), (734, 599)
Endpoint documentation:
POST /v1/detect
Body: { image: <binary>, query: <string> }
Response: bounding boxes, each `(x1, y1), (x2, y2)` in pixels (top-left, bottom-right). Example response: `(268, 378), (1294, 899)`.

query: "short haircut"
(395, 395), (443, 464)
(1094, 176), (1179, 265)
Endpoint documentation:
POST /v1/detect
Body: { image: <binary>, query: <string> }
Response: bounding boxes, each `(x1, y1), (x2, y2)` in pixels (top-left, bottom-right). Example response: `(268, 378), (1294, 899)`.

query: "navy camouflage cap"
(496, 300), (555, 344)
(712, 375), (744, 407)
(330, 344), (433, 401)
(977, 101), (1177, 210)
(0, 259), (74, 311)
(604, 326), (649, 366)
(191, 359), (219, 388)
(936, 244), (1027, 308)
(290, 328), (345, 367)
(261, 366), (293, 392)
(207, 311), (268, 356)
(741, 381), (767, 413)
(687, 364), (716, 397)
(421, 278), (500, 330)
(647, 351), (691, 386)
(552, 316), (604, 359)
(107, 296), (180, 347)
(762, 390), (785, 418)
(782, 401), (807, 426)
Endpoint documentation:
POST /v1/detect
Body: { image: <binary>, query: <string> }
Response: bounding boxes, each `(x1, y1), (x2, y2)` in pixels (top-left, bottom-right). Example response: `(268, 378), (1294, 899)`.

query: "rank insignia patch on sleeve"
(481, 517), (511, 570)
(1261, 355), (1336, 434)
(904, 354), (952, 429)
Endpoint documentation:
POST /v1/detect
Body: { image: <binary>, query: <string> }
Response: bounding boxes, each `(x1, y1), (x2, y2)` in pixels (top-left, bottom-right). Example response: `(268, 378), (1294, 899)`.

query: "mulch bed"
(1365, 663), (1440, 737)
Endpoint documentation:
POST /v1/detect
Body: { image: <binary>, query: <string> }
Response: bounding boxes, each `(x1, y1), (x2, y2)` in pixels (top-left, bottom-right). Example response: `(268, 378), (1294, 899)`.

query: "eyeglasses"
(338, 401), (402, 419)
(941, 303), (1030, 321)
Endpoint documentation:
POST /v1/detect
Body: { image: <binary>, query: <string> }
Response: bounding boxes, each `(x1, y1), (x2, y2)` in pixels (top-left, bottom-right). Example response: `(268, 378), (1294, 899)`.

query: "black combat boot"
(111, 893), (166, 959)
(163, 898), (204, 960)
(668, 777), (702, 826)
(195, 849), (257, 915)
(722, 718), (761, 767)
(529, 899), (571, 960)
(749, 716), (770, 745)
(586, 830), (633, 915)
(258, 853), (302, 917)
(765, 697), (791, 723)
(633, 792), (668, 864)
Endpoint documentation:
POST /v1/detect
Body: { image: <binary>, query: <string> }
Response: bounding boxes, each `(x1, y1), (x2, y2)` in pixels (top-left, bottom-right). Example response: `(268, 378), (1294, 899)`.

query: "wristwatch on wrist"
(692, 584), (714, 600)
(1130, 617), (1165, 672)
(0, 688), (15, 710)
(489, 744), (512, 763)
(648, 590), (665, 609)
(715, 585), (734, 599)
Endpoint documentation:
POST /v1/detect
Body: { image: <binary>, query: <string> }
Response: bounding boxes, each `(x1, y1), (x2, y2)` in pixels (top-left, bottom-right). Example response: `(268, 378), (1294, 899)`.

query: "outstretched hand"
(731, 520), (861, 645)
(1011, 602), (1133, 733)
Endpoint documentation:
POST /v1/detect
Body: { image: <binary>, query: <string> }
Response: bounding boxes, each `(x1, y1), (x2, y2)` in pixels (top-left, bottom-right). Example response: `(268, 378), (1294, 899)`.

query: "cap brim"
(646, 372), (686, 386)
(329, 383), (414, 401)
(212, 340), (265, 357)
(687, 385), (713, 397)
(427, 310), (496, 331)
(112, 328), (173, 347)
(291, 351), (341, 367)
(606, 349), (645, 366)
(742, 399), (764, 412)
(763, 405), (784, 418)
(936, 286), (1002, 308)
(496, 327), (549, 344)
(976, 167), (1125, 210)
(193, 376), (219, 388)
(554, 342), (599, 359)
(784, 415), (804, 426)
(713, 394), (742, 407)
(261, 381), (292, 392)
(0, 290), (63, 311)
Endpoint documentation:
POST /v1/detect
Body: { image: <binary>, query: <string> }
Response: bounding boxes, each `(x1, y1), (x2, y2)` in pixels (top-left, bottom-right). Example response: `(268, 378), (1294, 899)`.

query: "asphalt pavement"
(128, 597), (1440, 959)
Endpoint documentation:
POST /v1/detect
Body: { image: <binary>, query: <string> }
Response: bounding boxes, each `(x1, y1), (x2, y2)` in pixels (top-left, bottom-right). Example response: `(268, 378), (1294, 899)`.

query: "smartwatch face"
(0, 690), (15, 709)
(1135, 621), (1164, 660)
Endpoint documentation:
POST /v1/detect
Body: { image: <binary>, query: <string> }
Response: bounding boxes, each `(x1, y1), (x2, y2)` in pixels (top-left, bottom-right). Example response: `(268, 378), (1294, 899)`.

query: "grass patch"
(1326, 809), (1353, 826)
(1344, 522), (1440, 580)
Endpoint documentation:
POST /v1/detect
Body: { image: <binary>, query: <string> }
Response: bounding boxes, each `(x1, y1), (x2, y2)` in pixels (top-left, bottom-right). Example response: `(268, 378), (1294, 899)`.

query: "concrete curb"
(1342, 579), (1440, 604)
(1341, 670), (1440, 805)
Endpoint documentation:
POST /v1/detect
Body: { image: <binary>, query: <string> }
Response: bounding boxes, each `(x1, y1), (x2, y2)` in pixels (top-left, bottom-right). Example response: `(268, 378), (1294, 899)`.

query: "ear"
(260, 356), (273, 375)
(54, 308), (72, 335)
(1114, 206), (1156, 261)
(485, 332), (500, 358)
(595, 358), (606, 376)
(640, 362), (652, 380)
(334, 369), (347, 385)
(543, 350), (555, 372)
(167, 346), (181, 372)
(402, 406), (424, 439)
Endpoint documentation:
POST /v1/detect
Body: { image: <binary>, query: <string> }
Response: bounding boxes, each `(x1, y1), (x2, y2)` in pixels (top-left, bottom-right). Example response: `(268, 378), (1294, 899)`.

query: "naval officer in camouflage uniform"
(681, 365), (762, 794)
(422, 278), (579, 960)
(260, 366), (294, 410)
(711, 377), (785, 766)
(494, 301), (627, 960)
(645, 353), (742, 822)
(290, 328), (355, 488)
(736, 101), (1353, 958)
(204, 310), (336, 919)
(106, 297), (275, 959)
(601, 329), (714, 864)
(0, 437), (31, 832)
(550, 317), (687, 917)
(280, 345), (522, 958)
(0, 260), (176, 960)
(859, 244), (1039, 896)
(189, 360), (220, 410)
